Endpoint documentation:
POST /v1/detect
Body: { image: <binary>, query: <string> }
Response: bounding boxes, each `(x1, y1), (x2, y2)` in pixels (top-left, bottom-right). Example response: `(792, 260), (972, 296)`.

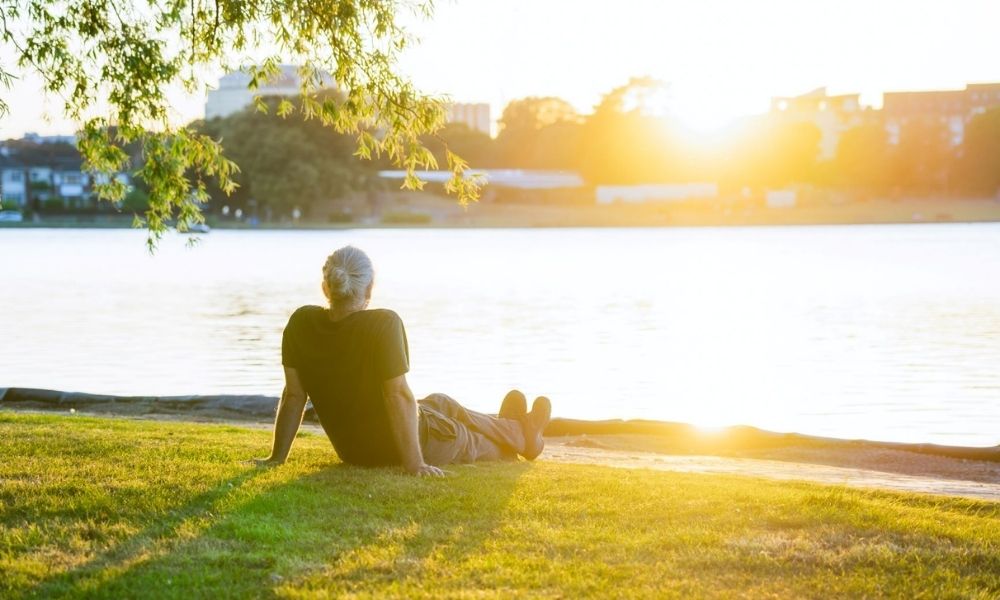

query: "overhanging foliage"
(0, 0), (480, 249)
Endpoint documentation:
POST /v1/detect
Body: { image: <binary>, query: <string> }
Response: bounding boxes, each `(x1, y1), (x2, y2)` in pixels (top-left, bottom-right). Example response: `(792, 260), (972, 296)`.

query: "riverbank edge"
(4, 386), (998, 463)
(3, 215), (1000, 231)
(4, 195), (1000, 230)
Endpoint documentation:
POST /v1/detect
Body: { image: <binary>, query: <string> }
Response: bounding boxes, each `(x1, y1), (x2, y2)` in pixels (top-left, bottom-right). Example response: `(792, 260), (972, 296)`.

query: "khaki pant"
(417, 393), (527, 465)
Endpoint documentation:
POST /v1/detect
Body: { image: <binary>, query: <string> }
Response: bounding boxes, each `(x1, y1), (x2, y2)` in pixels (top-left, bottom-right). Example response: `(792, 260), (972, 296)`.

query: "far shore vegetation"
(4, 80), (1000, 231)
(2, 412), (998, 598)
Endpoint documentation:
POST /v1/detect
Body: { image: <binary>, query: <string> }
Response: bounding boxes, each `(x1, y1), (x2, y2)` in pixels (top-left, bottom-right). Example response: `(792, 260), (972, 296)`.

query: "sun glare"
(666, 90), (748, 135)
(693, 425), (729, 436)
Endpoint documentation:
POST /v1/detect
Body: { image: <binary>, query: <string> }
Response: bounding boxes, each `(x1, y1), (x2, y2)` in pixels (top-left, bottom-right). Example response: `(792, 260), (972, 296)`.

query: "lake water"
(2, 225), (999, 446)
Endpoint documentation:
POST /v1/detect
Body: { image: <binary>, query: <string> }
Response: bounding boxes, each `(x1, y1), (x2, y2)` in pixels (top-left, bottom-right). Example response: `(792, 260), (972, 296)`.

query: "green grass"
(1, 412), (997, 599)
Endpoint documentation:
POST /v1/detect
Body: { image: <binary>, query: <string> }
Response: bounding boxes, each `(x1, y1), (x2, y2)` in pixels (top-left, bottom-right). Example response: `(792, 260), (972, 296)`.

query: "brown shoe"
(520, 396), (552, 461)
(499, 389), (528, 420)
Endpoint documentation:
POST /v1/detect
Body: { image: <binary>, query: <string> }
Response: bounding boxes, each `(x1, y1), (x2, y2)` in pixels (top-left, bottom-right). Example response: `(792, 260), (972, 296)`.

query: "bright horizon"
(2, 0), (1000, 138)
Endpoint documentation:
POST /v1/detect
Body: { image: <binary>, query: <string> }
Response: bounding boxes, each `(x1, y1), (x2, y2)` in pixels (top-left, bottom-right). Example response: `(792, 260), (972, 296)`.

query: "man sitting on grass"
(255, 245), (552, 476)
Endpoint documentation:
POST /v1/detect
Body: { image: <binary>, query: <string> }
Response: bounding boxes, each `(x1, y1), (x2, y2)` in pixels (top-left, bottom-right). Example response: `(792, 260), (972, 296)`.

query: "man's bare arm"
(256, 367), (308, 465)
(382, 374), (444, 477)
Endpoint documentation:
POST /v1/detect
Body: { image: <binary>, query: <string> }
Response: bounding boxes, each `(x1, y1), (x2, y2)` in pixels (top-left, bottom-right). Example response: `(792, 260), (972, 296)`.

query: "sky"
(2, 0), (1000, 137)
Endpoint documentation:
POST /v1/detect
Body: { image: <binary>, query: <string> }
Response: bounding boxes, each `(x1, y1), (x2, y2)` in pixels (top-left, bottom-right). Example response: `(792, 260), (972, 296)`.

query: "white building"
(0, 151), (129, 209)
(0, 164), (28, 205)
(770, 87), (865, 160)
(447, 103), (491, 135)
(205, 65), (334, 120)
(23, 132), (77, 145)
(0, 160), (88, 207)
(207, 68), (493, 137)
(595, 183), (719, 204)
(379, 169), (582, 189)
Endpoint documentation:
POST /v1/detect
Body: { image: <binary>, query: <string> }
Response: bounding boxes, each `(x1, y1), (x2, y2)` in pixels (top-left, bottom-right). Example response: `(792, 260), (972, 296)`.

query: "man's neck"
(328, 304), (364, 322)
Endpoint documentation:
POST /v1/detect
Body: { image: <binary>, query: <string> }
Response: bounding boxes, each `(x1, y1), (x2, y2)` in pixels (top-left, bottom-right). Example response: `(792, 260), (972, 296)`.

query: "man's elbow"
(385, 390), (415, 412)
(281, 388), (308, 410)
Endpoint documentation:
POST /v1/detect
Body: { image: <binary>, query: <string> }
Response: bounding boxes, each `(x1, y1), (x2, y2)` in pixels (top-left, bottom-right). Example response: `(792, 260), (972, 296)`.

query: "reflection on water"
(2, 225), (999, 446)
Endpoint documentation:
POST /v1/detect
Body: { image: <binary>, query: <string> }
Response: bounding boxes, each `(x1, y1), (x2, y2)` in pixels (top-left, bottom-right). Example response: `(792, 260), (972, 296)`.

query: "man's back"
(281, 306), (410, 466)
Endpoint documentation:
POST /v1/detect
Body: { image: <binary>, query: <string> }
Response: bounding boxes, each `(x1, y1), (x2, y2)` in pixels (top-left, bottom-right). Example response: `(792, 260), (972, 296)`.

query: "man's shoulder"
(354, 308), (402, 331)
(366, 308), (402, 322)
(287, 305), (325, 326)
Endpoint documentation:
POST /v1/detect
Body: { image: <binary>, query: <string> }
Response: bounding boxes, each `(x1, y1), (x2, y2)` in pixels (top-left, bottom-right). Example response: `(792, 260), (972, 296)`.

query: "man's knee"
(419, 392), (452, 408)
(419, 393), (463, 414)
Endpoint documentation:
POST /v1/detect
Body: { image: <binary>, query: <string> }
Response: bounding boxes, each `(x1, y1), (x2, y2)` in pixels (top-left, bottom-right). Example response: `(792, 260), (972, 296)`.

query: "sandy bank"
(3, 387), (998, 501)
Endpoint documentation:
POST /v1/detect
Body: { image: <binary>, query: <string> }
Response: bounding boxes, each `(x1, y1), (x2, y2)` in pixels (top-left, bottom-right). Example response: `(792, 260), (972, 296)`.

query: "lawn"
(1, 412), (997, 599)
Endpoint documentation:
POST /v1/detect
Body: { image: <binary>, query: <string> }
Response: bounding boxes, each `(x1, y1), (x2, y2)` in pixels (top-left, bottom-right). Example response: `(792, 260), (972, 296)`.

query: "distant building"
(764, 189), (797, 209)
(204, 65), (334, 120)
(769, 83), (1000, 155)
(0, 138), (129, 209)
(205, 68), (492, 134)
(378, 169), (584, 206)
(770, 87), (865, 160)
(22, 132), (77, 145)
(595, 183), (718, 204)
(446, 103), (491, 135)
(379, 169), (582, 189)
(882, 83), (1000, 146)
(1, 156), (87, 208)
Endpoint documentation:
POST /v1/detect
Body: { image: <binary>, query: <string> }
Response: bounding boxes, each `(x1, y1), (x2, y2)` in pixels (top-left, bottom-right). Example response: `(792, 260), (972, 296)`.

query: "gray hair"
(323, 246), (374, 308)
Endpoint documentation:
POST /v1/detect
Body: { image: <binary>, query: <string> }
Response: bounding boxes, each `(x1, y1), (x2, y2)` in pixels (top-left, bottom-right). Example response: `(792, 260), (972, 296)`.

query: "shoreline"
(4, 386), (998, 457)
(5, 219), (1000, 231)
(3, 195), (1000, 231)
(6, 405), (999, 502)
(4, 387), (999, 501)
(3, 215), (1000, 231)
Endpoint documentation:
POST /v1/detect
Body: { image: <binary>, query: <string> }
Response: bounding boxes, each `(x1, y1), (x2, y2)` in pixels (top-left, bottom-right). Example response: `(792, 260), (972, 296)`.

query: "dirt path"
(544, 438), (1000, 502)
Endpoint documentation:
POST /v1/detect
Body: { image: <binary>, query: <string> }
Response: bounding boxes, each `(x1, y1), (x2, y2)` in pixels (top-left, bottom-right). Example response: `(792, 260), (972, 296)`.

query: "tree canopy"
(495, 97), (581, 169)
(894, 117), (952, 193)
(0, 0), (478, 248)
(577, 78), (687, 184)
(196, 94), (373, 217)
(420, 122), (495, 170)
(833, 123), (893, 193)
(959, 107), (1000, 195)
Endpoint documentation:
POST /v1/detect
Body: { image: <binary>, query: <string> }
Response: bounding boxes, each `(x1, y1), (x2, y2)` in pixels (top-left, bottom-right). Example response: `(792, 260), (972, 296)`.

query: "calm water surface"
(2, 225), (999, 446)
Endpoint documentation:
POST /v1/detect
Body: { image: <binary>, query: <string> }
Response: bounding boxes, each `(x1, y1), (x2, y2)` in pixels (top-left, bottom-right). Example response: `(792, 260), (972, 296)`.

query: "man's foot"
(520, 396), (552, 461)
(499, 389), (528, 420)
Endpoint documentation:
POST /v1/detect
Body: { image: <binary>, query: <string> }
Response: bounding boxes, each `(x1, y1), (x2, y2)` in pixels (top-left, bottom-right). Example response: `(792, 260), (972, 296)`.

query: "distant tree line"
(8, 79), (1000, 221)
(427, 78), (1000, 198)
(194, 93), (376, 219)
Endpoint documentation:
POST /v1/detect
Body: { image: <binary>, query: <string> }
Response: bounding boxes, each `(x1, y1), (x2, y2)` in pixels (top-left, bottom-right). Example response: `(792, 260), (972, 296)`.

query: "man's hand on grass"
(410, 463), (446, 477)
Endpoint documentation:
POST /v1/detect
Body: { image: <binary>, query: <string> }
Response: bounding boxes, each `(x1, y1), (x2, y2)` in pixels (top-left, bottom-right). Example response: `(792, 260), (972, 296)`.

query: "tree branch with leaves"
(0, 0), (480, 249)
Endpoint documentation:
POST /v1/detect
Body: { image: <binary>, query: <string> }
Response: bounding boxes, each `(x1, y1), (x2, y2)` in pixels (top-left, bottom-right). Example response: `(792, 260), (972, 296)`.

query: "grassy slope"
(1, 413), (997, 599)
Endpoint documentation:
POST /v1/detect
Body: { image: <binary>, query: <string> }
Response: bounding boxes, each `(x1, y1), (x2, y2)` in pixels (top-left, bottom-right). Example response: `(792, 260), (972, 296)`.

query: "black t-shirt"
(281, 306), (409, 466)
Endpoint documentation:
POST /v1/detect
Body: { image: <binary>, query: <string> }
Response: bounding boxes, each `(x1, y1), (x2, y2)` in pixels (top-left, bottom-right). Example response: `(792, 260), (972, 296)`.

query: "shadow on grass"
(22, 466), (269, 598)
(30, 461), (529, 598)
